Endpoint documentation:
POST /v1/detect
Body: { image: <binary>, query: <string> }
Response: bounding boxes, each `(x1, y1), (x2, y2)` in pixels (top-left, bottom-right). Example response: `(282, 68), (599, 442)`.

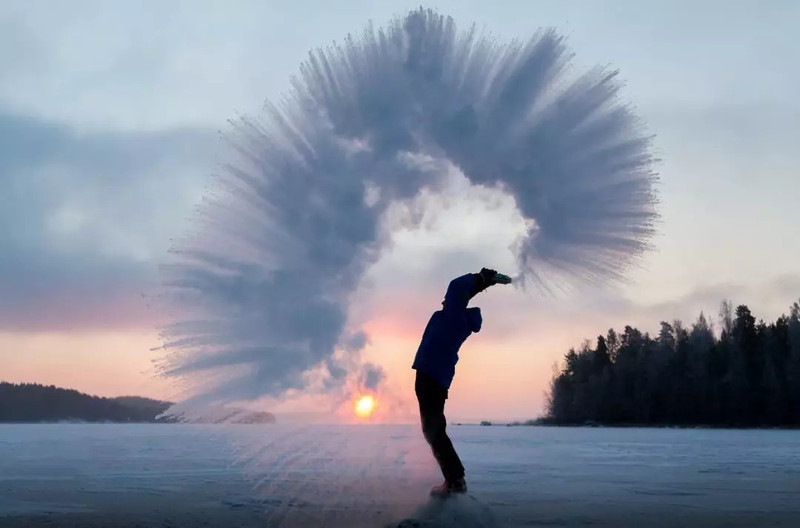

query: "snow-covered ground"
(1, 424), (799, 527)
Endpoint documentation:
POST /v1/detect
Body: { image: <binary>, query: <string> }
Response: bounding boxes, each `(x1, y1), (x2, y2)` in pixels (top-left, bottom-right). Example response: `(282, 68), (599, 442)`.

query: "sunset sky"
(2, 1), (799, 422)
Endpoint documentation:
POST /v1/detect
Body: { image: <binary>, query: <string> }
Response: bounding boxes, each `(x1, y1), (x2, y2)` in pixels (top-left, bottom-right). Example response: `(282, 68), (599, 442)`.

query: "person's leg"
(415, 371), (465, 484)
(428, 408), (465, 484)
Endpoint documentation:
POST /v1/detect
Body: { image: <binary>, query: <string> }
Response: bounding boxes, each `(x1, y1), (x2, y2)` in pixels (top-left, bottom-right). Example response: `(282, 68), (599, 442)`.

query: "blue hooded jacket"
(411, 274), (486, 388)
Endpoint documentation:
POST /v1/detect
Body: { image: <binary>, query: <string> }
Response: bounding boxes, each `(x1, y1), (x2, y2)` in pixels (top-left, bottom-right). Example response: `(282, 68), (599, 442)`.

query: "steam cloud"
(156, 8), (658, 409)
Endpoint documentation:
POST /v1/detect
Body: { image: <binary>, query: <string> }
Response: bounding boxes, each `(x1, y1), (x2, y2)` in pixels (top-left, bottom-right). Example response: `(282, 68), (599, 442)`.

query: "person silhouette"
(411, 268), (511, 496)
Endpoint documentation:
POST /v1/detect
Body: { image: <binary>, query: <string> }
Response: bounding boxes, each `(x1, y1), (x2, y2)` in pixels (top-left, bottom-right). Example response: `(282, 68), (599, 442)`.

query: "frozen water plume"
(152, 7), (659, 526)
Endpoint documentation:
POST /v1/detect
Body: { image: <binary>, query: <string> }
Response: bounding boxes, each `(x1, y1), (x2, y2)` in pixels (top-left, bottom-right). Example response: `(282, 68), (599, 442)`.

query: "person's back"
(412, 274), (484, 388)
(411, 268), (510, 496)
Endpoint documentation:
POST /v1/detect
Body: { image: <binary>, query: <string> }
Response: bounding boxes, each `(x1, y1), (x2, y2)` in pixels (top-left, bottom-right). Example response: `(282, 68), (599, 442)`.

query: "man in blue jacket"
(412, 268), (510, 496)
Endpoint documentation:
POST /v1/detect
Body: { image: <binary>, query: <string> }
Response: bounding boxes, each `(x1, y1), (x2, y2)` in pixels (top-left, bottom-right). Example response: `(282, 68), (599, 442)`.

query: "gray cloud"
(0, 247), (151, 332)
(359, 364), (386, 392)
(0, 9), (49, 80)
(638, 275), (800, 328)
(0, 110), (219, 331)
(158, 8), (657, 410)
(540, 275), (800, 343)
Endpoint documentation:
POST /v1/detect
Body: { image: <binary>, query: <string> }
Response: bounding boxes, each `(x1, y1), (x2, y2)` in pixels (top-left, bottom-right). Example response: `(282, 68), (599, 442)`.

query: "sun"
(354, 395), (376, 418)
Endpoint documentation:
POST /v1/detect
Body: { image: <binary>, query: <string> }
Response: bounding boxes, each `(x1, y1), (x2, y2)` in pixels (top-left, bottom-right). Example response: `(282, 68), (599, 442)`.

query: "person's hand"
(478, 268), (497, 286)
(478, 268), (511, 286)
(478, 268), (503, 287)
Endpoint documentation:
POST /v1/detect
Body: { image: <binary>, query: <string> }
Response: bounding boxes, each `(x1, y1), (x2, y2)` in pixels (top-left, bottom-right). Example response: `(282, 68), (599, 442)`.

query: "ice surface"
(1, 424), (800, 527)
(389, 494), (497, 527)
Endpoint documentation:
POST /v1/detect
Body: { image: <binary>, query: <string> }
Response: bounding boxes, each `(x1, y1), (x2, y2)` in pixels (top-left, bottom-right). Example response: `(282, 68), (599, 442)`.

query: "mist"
(155, 8), (658, 414)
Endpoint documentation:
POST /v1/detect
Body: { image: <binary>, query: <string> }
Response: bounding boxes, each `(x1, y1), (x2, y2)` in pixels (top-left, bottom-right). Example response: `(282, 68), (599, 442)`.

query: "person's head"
(441, 274), (474, 311)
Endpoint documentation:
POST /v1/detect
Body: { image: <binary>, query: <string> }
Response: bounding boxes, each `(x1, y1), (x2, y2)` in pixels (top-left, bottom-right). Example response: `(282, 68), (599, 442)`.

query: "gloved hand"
(478, 268), (512, 286)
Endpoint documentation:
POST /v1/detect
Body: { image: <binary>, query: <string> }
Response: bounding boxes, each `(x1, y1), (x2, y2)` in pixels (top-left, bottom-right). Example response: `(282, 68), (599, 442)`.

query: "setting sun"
(354, 395), (376, 418)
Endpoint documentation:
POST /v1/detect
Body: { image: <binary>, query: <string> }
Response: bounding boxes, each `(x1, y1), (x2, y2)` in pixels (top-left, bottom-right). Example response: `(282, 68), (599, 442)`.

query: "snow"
(1, 424), (800, 526)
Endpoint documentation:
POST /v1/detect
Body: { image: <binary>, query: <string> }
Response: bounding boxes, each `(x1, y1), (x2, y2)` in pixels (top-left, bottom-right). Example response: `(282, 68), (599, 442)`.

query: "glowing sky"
(2, 1), (798, 421)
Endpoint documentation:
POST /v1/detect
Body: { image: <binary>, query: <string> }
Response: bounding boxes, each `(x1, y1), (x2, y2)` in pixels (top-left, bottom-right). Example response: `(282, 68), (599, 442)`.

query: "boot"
(448, 477), (467, 493)
(429, 477), (467, 497)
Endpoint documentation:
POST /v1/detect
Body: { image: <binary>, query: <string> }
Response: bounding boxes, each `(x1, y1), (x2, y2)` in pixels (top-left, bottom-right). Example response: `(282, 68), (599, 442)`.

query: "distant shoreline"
(460, 420), (800, 430)
(0, 421), (172, 425)
(5, 421), (796, 430)
(0, 382), (275, 424)
(0, 421), (274, 425)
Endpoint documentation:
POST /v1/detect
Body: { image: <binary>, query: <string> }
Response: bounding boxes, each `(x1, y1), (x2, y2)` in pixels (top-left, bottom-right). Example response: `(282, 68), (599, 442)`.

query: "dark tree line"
(0, 383), (173, 422)
(0, 382), (277, 424)
(546, 301), (800, 427)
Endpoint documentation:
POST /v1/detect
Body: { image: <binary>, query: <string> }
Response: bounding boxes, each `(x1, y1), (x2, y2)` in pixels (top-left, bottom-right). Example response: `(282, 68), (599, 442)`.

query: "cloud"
(0, 110), (219, 331)
(0, 8), (49, 80)
(638, 275), (800, 327)
(0, 1), (314, 131)
(359, 364), (386, 391)
(535, 274), (800, 343)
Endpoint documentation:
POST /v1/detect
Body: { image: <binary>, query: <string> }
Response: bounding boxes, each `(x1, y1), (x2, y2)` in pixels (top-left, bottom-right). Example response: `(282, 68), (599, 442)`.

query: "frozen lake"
(1, 424), (799, 527)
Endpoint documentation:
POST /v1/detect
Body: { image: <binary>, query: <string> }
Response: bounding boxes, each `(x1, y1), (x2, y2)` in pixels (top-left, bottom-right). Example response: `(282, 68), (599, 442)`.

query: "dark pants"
(415, 370), (465, 482)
